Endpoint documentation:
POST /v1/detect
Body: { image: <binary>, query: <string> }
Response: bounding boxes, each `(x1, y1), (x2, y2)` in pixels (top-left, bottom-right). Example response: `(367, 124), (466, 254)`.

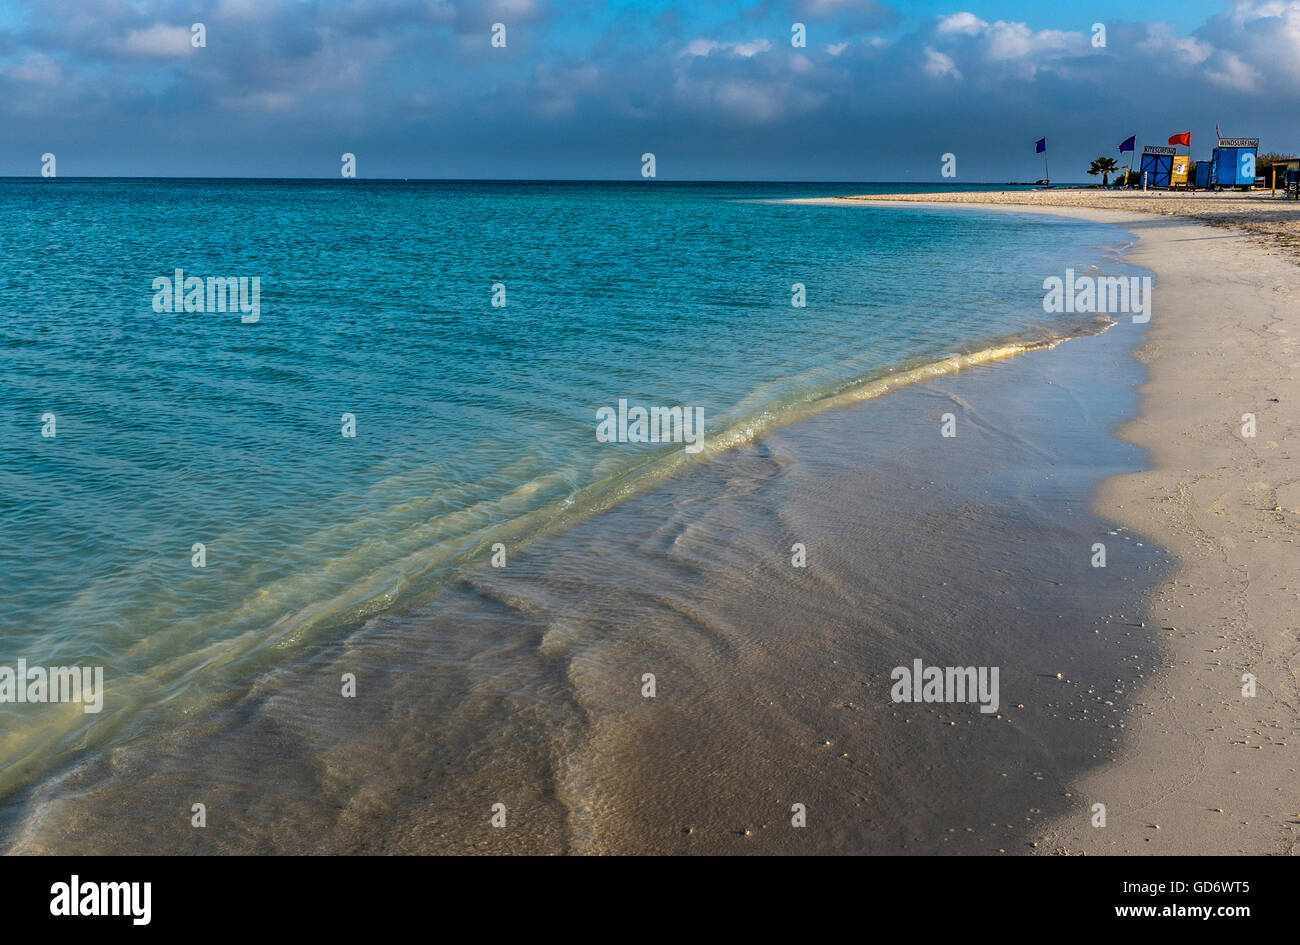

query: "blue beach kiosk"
(1139, 146), (1175, 187)
(1209, 137), (1259, 189)
(1193, 159), (1212, 189)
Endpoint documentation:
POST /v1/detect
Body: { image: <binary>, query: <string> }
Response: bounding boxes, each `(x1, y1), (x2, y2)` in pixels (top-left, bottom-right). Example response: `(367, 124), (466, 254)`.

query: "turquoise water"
(0, 180), (1129, 791)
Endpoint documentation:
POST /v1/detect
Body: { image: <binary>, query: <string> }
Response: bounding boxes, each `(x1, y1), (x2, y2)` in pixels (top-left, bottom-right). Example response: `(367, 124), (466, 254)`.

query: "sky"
(0, 0), (1296, 180)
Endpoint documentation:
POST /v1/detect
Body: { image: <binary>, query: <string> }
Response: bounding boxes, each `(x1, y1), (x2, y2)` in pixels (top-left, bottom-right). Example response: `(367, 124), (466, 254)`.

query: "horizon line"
(0, 176), (1081, 185)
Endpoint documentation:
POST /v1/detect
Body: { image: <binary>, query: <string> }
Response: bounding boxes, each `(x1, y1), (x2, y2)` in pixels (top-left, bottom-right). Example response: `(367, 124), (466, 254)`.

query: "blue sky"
(1, 0), (1295, 180)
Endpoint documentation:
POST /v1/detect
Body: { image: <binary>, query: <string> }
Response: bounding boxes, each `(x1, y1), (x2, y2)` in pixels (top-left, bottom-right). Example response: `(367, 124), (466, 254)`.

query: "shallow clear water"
(0, 179), (1132, 796)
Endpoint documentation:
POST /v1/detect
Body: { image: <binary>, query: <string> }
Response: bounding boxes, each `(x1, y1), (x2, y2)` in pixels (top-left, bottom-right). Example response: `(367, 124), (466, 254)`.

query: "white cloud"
(682, 38), (719, 57)
(681, 38), (773, 59)
(923, 14), (1085, 81)
(936, 12), (986, 36)
(1198, 0), (1300, 90)
(922, 46), (961, 79)
(733, 39), (773, 57)
(1137, 23), (1212, 64)
(982, 21), (1075, 61)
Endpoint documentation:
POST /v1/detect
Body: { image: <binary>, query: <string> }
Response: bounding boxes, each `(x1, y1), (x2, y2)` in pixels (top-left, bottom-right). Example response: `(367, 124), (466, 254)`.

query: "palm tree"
(1088, 156), (1121, 187)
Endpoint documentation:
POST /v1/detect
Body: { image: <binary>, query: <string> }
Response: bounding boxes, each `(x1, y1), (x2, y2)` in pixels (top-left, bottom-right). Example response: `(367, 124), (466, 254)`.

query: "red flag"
(1168, 132), (1191, 147)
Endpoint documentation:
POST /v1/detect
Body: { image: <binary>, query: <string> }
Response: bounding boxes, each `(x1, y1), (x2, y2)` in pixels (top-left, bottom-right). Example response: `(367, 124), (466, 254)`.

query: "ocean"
(0, 180), (1156, 851)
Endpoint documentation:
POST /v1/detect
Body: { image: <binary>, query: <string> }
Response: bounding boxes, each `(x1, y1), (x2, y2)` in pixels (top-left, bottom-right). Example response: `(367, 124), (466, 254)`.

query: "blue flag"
(1035, 138), (1046, 153)
(1118, 135), (1136, 152)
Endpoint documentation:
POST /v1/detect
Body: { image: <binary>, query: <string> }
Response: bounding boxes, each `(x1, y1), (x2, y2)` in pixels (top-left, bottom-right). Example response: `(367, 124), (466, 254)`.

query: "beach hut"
(1209, 137), (1259, 189)
(1171, 154), (1190, 188)
(1193, 159), (1212, 190)
(1139, 146), (1175, 187)
(1267, 157), (1300, 196)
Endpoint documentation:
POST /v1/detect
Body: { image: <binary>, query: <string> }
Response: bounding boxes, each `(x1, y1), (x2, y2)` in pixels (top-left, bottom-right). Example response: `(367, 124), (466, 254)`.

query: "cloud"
(681, 38), (774, 58)
(786, 0), (896, 32)
(926, 13), (1084, 79)
(3, 53), (62, 84)
(122, 24), (195, 58)
(981, 22), (1076, 61)
(2, 0), (1299, 179)
(1197, 0), (1300, 91)
(1205, 50), (1259, 91)
(673, 73), (828, 123)
(936, 12), (984, 36)
(216, 89), (297, 112)
(215, 0), (281, 22)
(1136, 23), (1211, 65)
(453, 0), (548, 32)
(530, 62), (601, 117)
(922, 45), (960, 79)
(732, 39), (774, 57)
(682, 38), (719, 57)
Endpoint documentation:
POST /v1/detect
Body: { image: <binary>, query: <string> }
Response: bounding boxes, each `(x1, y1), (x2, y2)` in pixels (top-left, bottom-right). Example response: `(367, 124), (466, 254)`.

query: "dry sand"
(800, 192), (1300, 855)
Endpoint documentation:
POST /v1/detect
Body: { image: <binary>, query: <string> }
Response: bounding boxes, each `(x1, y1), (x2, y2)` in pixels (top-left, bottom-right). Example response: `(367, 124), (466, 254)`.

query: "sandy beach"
(6, 187), (1296, 857)
(805, 191), (1300, 855)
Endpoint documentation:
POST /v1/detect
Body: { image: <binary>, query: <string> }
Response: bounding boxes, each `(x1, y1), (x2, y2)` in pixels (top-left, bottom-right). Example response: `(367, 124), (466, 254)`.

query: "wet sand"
(805, 193), (1300, 855)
